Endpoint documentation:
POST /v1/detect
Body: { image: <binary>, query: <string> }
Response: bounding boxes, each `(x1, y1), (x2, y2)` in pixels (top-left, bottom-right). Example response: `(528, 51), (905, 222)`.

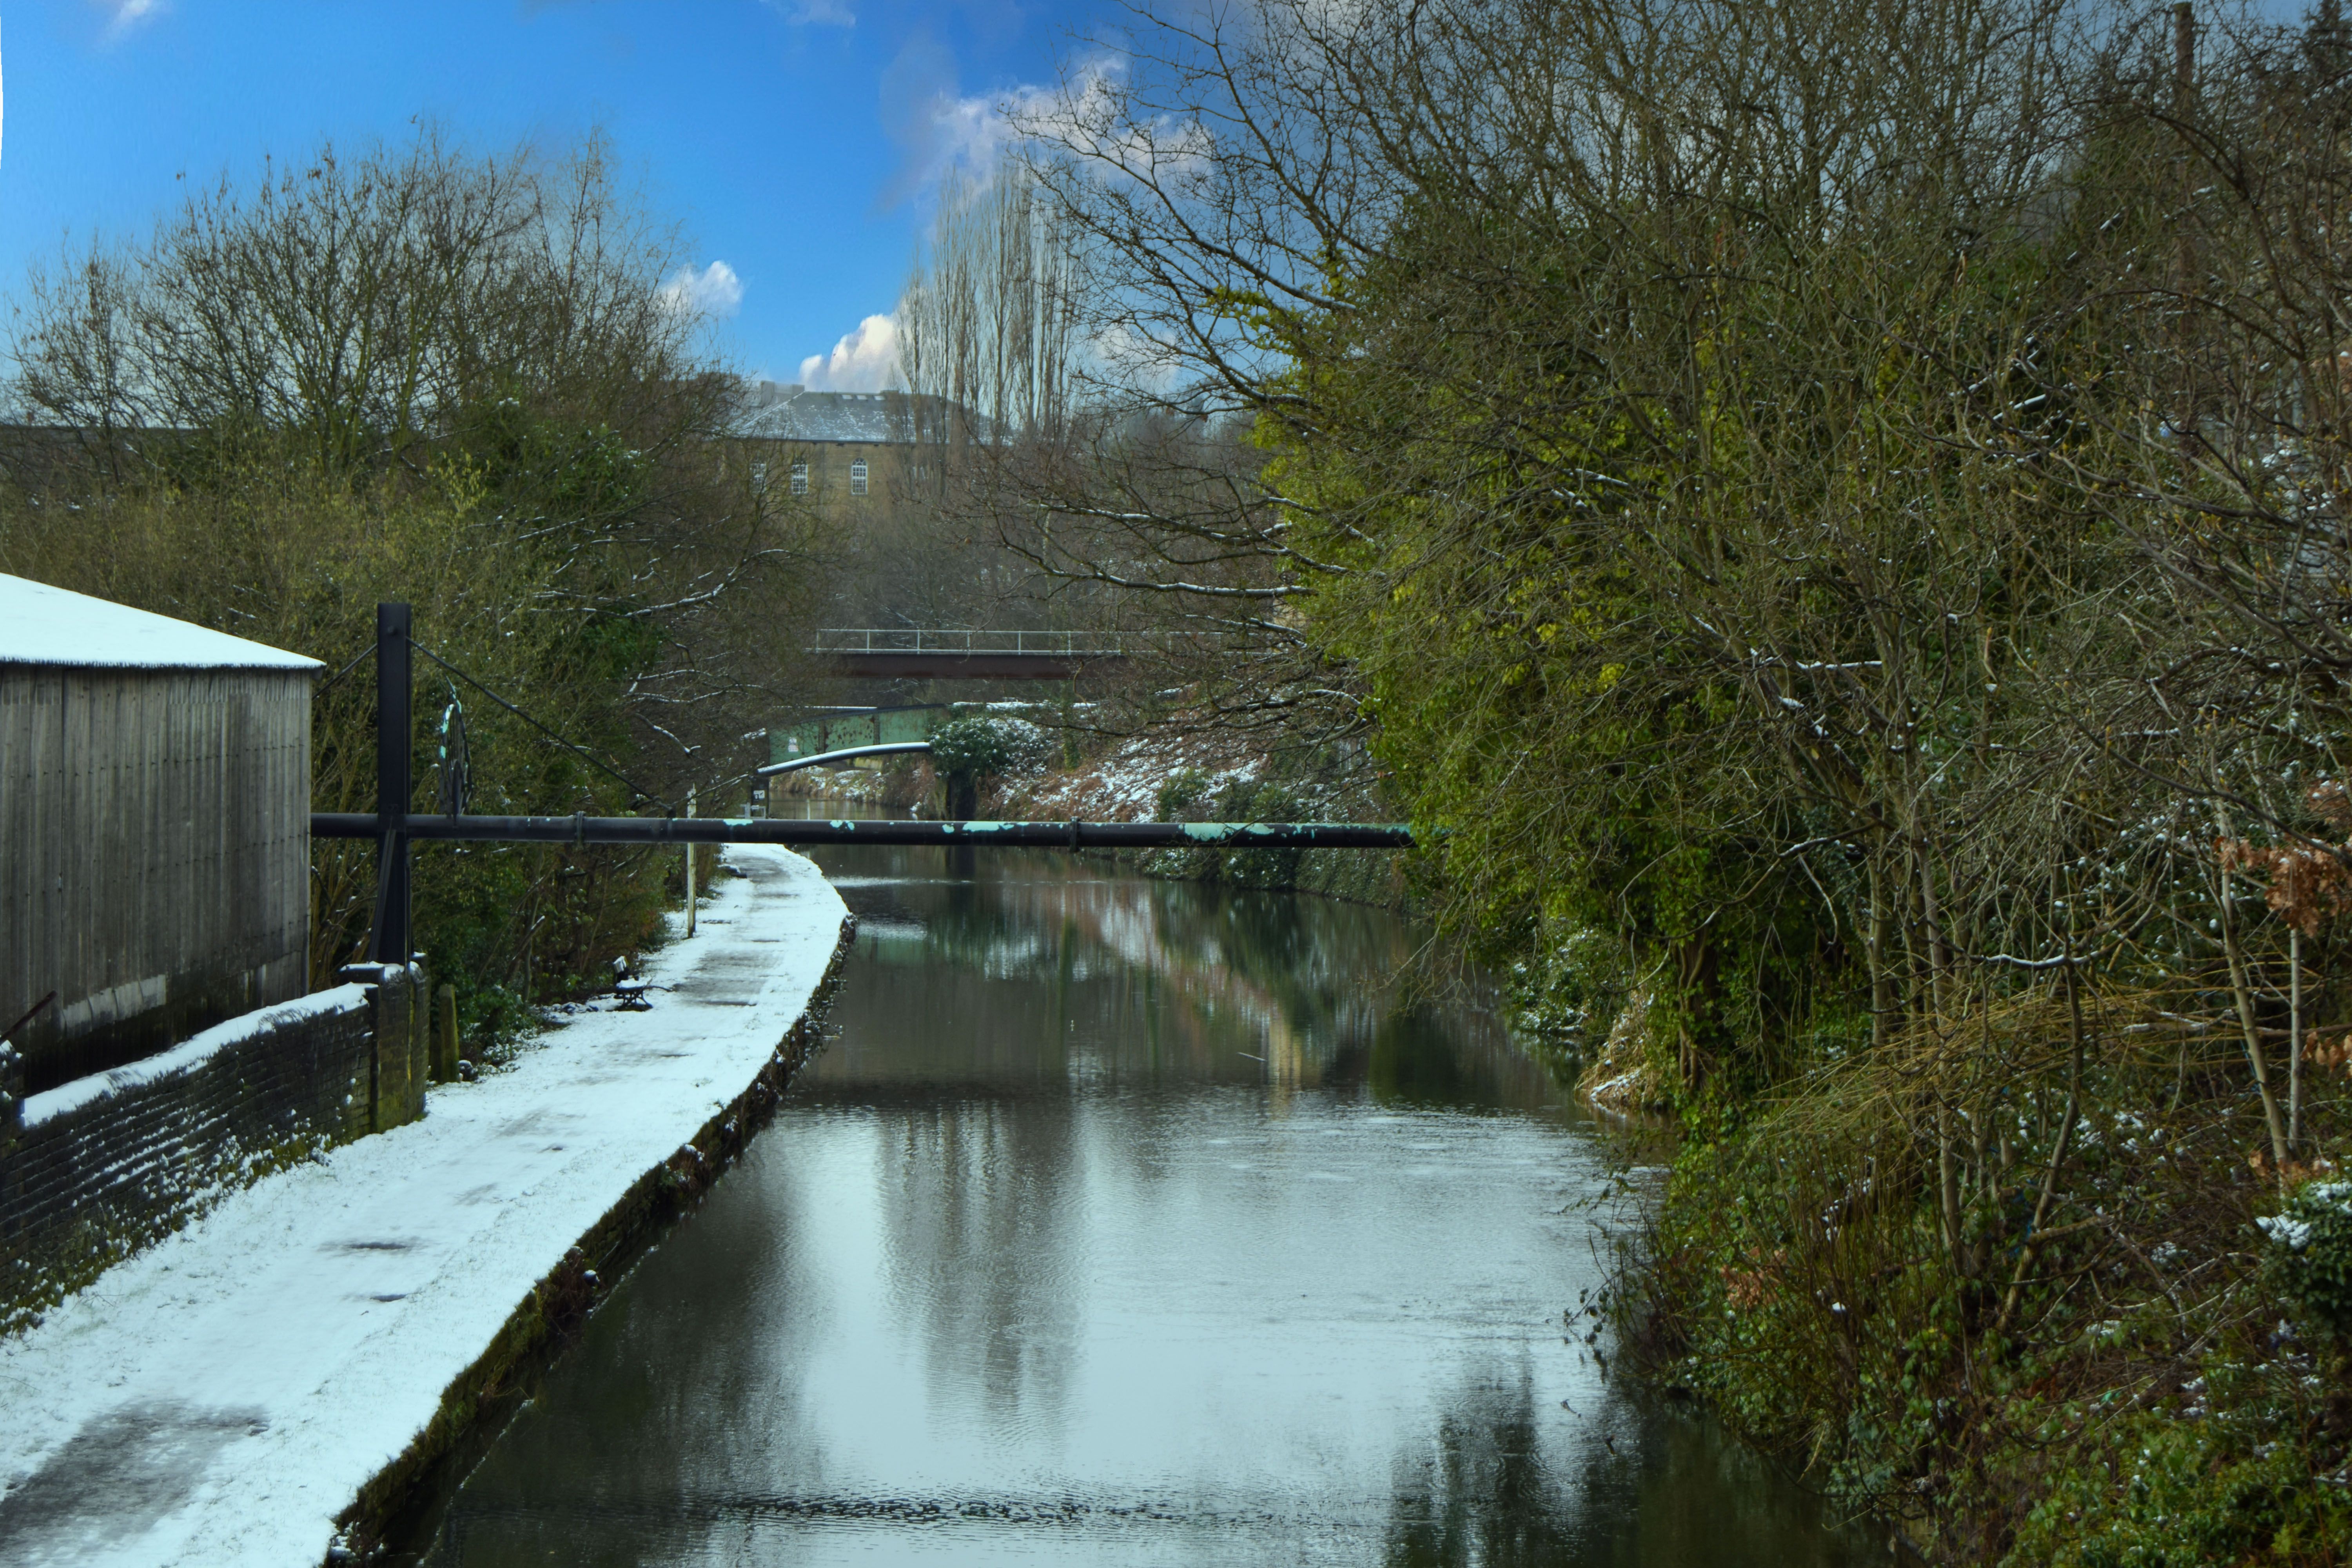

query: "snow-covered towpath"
(0, 846), (848, 1568)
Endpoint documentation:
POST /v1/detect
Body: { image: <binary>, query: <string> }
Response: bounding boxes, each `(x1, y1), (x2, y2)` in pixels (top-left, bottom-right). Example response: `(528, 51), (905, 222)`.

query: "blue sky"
(0, 0), (1102, 388)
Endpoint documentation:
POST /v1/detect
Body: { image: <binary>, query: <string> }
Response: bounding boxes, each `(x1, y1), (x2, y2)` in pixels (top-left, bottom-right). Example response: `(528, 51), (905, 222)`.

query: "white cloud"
(97, 0), (163, 39)
(768, 0), (854, 25)
(893, 57), (1209, 203)
(1091, 321), (1191, 393)
(798, 314), (902, 392)
(924, 90), (1017, 187)
(657, 260), (744, 319)
(1022, 62), (1214, 184)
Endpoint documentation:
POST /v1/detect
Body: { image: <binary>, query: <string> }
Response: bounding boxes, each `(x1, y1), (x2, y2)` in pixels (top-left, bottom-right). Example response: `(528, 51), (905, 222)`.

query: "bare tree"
(898, 167), (1085, 444)
(12, 132), (699, 473)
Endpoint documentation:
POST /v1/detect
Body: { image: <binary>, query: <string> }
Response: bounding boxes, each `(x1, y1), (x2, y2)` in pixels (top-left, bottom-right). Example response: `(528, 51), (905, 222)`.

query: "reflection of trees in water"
(1554, 1399), (1879, 1568)
(1383, 1359), (1583, 1568)
(873, 1096), (1082, 1441)
(1347, 1002), (1548, 1111)
(429, 850), (1872, 1567)
(1381, 1376), (1873, 1568)
(815, 848), (1556, 1109)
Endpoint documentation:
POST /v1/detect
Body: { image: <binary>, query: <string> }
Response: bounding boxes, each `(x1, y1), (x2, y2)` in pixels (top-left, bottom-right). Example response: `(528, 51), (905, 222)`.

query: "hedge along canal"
(418, 837), (1887, 1566)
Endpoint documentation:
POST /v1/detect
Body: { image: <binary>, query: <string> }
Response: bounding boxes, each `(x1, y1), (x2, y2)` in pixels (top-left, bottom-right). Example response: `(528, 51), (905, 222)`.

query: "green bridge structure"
(766, 704), (955, 768)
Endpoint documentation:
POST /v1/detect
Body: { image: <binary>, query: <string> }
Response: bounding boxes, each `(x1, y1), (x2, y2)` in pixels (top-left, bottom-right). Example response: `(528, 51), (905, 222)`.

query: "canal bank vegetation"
(987, 705), (1405, 900)
(0, 129), (821, 1053)
(962, 0), (2352, 1556)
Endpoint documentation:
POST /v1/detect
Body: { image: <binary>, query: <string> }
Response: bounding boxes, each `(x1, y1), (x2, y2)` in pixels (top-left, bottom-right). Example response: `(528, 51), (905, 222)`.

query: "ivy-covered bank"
(1614, 1036), (2352, 1563)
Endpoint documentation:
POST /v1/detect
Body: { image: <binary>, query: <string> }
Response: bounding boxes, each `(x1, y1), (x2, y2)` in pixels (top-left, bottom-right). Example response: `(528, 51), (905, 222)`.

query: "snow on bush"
(929, 715), (1052, 782)
(2261, 1179), (2352, 1332)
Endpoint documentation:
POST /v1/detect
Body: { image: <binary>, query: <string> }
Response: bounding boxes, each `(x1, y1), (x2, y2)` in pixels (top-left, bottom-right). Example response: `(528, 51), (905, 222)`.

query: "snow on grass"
(0, 846), (847, 1568)
(1010, 730), (1264, 820)
(769, 764), (910, 807)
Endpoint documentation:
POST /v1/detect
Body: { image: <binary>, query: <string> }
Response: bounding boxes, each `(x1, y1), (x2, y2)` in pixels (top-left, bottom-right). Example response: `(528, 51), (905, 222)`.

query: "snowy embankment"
(0, 846), (849, 1568)
(1007, 729), (1266, 820)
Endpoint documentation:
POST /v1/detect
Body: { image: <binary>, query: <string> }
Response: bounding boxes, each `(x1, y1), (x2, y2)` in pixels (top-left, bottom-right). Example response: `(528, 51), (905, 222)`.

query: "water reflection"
(424, 842), (1879, 1566)
(821, 846), (1539, 1111)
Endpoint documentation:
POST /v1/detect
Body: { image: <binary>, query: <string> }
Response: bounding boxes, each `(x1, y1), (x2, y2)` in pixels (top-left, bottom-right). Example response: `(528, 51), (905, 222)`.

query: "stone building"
(727, 383), (982, 516)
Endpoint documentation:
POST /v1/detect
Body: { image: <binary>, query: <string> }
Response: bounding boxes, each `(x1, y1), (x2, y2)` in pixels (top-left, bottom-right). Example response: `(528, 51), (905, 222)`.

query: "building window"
(790, 461), (808, 496)
(850, 460), (868, 497)
(751, 461), (768, 492)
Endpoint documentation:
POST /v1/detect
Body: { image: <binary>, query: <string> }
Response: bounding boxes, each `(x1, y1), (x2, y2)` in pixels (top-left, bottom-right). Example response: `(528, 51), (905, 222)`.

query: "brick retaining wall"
(0, 968), (429, 1334)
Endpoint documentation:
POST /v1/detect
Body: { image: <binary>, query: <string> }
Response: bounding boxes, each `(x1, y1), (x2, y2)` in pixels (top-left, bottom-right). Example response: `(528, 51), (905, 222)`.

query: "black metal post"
(370, 603), (413, 965)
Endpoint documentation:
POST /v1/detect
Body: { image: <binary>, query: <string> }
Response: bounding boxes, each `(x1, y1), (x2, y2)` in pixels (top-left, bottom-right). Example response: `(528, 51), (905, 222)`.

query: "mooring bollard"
(434, 983), (461, 1083)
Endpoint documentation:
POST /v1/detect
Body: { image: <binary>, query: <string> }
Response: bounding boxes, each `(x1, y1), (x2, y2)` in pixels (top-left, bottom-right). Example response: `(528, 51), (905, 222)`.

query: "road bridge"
(812, 628), (1131, 681)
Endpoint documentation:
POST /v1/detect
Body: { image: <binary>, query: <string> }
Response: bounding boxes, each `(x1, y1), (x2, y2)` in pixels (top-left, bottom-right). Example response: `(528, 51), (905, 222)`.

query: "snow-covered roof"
(727, 381), (992, 445)
(730, 384), (922, 444)
(0, 573), (322, 672)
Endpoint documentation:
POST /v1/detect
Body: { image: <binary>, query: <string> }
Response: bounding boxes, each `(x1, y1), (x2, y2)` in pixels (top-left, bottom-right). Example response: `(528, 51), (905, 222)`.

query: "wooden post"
(434, 982), (461, 1082)
(685, 785), (697, 938)
(412, 963), (431, 1100)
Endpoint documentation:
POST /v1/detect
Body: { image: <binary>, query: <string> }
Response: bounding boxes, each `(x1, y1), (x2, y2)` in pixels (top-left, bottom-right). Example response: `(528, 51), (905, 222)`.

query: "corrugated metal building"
(1, 575), (320, 1092)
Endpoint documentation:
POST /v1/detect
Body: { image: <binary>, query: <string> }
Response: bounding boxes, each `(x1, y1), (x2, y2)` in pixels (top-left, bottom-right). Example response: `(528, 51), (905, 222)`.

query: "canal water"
(422, 841), (1880, 1566)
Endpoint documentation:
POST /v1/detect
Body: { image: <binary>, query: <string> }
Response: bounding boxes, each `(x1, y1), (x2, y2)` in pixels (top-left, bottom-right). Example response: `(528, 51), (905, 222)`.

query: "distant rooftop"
(0, 573), (321, 671)
(730, 382), (925, 445)
(726, 381), (999, 445)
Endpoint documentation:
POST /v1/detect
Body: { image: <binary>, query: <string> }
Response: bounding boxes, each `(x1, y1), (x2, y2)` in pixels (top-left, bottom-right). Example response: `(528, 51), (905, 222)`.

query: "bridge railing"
(811, 628), (1129, 658)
